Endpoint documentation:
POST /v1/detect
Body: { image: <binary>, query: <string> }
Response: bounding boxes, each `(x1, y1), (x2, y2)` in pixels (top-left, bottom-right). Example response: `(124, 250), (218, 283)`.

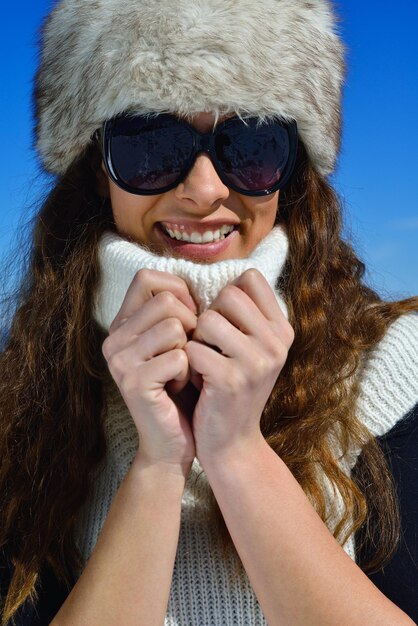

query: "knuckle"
(221, 284), (242, 302)
(200, 309), (218, 324)
(120, 371), (141, 396)
(197, 309), (218, 332)
(172, 274), (189, 288)
(242, 268), (262, 283)
(284, 322), (295, 346)
(170, 348), (188, 368)
(155, 290), (177, 307)
(164, 317), (185, 337)
(205, 309), (221, 324)
(102, 336), (112, 361)
(133, 268), (151, 286)
(225, 369), (245, 394)
(107, 352), (125, 378)
(270, 342), (288, 365)
(251, 353), (270, 378)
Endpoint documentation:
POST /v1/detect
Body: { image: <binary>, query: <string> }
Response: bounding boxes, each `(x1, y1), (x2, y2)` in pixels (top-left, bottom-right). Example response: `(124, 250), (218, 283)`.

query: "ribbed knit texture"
(357, 313), (418, 435)
(75, 229), (418, 625)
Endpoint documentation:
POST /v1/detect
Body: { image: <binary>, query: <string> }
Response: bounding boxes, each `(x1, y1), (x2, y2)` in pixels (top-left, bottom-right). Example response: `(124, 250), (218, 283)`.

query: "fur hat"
(35, 0), (345, 177)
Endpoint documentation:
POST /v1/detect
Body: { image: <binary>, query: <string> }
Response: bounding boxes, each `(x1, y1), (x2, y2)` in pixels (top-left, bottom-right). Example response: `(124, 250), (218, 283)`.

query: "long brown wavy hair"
(1, 140), (417, 623)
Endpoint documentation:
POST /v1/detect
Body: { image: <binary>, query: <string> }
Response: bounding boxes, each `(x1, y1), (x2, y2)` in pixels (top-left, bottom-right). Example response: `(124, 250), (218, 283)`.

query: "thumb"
(166, 360), (191, 395)
(190, 366), (203, 391)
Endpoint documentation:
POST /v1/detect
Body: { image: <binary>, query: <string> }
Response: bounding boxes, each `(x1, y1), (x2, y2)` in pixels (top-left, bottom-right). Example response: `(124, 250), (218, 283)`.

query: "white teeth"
(190, 232), (202, 243)
(163, 224), (235, 243)
(202, 231), (214, 243)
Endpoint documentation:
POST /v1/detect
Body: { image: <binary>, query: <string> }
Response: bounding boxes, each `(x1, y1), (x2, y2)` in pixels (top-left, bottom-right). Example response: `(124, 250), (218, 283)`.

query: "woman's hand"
(184, 269), (294, 464)
(102, 269), (198, 477)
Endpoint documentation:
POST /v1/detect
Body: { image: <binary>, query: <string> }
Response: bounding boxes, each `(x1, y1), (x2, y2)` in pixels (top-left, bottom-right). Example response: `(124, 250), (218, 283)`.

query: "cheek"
(107, 178), (154, 233)
(245, 191), (279, 226)
(237, 192), (279, 255)
(109, 185), (132, 229)
(266, 192), (280, 220)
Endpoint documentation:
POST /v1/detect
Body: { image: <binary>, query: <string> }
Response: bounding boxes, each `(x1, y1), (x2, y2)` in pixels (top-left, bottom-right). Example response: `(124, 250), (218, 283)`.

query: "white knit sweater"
(75, 227), (418, 626)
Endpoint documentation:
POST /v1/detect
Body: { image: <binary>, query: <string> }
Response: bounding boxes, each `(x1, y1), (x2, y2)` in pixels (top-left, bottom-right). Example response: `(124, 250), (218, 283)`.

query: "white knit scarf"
(93, 225), (289, 331)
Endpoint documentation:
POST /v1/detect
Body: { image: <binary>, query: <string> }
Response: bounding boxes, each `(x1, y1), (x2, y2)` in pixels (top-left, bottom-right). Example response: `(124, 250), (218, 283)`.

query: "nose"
(174, 153), (230, 212)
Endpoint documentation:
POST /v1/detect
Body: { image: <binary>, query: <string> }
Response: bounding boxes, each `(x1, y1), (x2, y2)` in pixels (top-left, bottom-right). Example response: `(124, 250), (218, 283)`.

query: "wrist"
(198, 432), (271, 477)
(130, 452), (193, 485)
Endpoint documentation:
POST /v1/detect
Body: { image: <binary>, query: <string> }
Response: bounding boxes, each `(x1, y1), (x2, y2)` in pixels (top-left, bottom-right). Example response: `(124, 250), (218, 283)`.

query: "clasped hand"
(102, 268), (294, 474)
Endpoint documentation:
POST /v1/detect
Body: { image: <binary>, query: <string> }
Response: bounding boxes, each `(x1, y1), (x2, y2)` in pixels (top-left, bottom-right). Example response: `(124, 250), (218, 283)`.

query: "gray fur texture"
(35, 0), (345, 176)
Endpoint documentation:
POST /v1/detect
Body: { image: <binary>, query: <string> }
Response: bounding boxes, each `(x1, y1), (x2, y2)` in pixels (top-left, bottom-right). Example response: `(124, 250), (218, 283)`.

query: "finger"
(185, 340), (227, 383)
(166, 364), (192, 395)
(110, 269), (197, 330)
(197, 293), (291, 362)
(105, 317), (188, 368)
(113, 349), (190, 399)
(192, 309), (249, 359)
(210, 283), (268, 337)
(232, 269), (286, 322)
(143, 349), (190, 391)
(108, 291), (197, 345)
(166, 377), (189, 395)
(189, 366), (203, 391)
(232, 270), (294, 347)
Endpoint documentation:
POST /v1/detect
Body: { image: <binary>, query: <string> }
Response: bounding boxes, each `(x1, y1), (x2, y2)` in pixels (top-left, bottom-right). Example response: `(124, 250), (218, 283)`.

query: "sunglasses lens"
(109, 116), (194, 191)
(215, 119), (291, 192)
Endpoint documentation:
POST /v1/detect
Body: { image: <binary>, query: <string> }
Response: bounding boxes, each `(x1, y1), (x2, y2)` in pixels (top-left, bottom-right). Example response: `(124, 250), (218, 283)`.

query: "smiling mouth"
(155, 221), (240, 261)
(158, 223), (238, 244)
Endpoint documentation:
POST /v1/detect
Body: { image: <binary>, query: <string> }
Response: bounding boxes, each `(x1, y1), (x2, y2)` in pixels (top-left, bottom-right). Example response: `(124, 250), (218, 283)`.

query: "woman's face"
(100, 112), (280, 263)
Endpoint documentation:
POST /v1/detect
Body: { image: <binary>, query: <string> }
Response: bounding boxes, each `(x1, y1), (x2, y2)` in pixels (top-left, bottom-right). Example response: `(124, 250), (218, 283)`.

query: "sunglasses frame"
(97, 113), (298, 197)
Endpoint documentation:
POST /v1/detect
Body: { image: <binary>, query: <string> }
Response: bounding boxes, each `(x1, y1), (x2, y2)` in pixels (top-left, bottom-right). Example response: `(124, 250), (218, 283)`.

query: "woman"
(1, 0), (417, 624)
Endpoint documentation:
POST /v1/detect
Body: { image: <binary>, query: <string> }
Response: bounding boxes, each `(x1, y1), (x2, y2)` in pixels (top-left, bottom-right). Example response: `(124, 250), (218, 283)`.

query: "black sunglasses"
(97, 113), (298, 197)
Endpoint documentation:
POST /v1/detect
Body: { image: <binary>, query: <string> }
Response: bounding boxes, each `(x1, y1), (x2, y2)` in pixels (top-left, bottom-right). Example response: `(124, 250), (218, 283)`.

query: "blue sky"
(1, 0), (417, 299)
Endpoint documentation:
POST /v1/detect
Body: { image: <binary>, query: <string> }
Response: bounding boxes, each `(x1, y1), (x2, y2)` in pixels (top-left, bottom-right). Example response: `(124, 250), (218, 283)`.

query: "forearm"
(52, 456), (187, 626)
(202, 437), (415, 626)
